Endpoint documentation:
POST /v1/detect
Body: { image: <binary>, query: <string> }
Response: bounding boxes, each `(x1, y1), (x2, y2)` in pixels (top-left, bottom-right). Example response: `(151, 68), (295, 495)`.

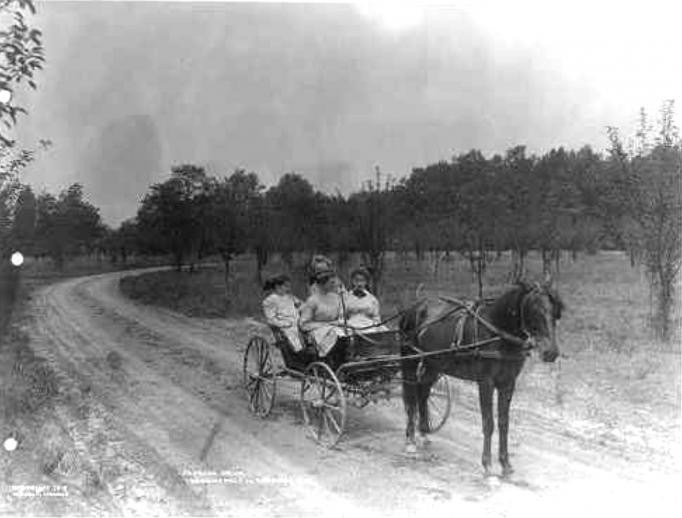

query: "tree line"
(1, 103), (679, 339)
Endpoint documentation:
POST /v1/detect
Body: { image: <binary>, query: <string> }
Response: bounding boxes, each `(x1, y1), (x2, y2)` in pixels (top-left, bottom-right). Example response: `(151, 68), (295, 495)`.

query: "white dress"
(262, 293), (303, 352)
(343, 289), (389, 333)
(299, 291), (349, 357)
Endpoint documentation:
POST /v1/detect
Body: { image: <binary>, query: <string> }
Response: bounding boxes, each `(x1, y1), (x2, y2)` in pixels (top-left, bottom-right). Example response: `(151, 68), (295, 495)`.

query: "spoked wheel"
(300, 361), (347, 448)
(426, 374), (452, 433)
(243, 335), (277, 417)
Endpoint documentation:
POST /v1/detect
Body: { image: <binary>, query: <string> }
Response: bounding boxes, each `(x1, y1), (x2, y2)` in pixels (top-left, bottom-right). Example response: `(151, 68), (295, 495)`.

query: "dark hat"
(350, 267), (371, 282)
(263, 273), (290, 291)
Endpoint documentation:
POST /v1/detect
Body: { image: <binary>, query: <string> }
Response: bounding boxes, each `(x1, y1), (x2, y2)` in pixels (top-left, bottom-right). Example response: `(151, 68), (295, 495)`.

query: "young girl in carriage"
(261, 274), (304, 353)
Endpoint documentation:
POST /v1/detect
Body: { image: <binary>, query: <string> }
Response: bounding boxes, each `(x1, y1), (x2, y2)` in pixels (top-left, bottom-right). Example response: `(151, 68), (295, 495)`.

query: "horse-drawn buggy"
(244, 270), (564, 475)
(243, 326), (452, 447)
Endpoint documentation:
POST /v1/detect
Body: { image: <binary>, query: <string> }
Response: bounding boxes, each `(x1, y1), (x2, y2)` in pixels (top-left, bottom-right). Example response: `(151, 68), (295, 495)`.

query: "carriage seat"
(268, 326), (317, 371)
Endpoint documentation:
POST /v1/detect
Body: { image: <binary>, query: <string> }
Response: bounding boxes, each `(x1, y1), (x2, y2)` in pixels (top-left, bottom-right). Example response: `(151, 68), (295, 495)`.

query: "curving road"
(24, 269), (678, 517)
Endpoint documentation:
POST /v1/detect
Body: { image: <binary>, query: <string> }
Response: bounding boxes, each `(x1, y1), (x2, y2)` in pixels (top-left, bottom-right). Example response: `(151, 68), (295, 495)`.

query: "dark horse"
(399, 279), (564, 476)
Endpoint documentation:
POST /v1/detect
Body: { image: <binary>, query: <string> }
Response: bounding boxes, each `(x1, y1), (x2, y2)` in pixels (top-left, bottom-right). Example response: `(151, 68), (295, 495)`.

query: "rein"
(399, 289), (538, 368)
(437, 295), (533, 349)
(332, 297), (428, 335)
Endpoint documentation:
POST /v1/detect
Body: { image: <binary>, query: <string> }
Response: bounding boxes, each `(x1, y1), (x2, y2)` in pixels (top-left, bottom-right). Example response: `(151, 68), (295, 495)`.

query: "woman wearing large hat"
(299, 269), (350, 361)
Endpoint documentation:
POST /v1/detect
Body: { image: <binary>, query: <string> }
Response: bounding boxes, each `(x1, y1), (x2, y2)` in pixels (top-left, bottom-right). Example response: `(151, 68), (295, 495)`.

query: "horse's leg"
(497, 380), (516, 477)
(416, 375), (436, 448)
(402, 375), (418, 454)
(478, 380), (495, 475)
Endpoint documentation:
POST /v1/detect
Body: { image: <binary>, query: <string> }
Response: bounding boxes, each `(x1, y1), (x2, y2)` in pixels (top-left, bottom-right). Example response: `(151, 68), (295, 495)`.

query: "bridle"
(518, 282), (543, 341)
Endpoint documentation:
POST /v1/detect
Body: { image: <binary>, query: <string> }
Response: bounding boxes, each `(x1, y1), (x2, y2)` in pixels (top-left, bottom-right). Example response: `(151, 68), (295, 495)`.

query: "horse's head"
(518, 277), (564, 363)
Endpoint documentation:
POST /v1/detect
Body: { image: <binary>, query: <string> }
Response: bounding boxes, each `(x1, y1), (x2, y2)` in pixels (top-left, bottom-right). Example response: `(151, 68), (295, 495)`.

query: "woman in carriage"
(343, 267), (389, 333)
(299, 269), (350, 368)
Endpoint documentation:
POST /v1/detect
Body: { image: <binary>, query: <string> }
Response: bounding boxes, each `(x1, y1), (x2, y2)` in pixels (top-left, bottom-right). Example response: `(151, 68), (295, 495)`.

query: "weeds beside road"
(0, 256), (170, 516)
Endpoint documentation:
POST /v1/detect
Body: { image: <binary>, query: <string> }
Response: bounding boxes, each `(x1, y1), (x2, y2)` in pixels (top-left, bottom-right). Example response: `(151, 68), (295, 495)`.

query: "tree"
(265, 173), (319, 267)
(205, 169), (262, 301)
(453, 150), (499, 297)
(137, 165), (209, 271)
(0, 147), (33, 255)
(9, 183), (35, 252)
(349, 166), (395, 294)
(532, 148), (582, 276)
(0, 0), (45, 147)
(497, 146), (536, 280)
(33, 184), (104, 268)
(607, 101), (682, 340)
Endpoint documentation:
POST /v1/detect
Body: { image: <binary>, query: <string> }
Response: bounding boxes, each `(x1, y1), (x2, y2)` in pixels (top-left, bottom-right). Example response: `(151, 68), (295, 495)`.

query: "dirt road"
(14, 269), (680, 517)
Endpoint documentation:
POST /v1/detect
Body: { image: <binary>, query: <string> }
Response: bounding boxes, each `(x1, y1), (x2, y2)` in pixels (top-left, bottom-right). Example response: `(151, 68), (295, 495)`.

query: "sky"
(11, 0), (682, 225)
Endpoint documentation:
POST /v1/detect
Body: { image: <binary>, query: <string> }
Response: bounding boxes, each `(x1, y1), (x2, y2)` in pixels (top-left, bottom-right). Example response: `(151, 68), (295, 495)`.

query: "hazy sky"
(13, 0), (682, 224)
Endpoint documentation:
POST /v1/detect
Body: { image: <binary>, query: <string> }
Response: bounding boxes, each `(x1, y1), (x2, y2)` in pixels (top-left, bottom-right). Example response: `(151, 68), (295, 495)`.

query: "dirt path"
(15, 269), (680, 517)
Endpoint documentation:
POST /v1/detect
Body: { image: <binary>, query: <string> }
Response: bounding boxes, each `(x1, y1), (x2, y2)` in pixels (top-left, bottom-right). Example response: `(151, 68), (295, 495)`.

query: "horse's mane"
(488, 283), (529, 333)
(489, 281), (565, 331)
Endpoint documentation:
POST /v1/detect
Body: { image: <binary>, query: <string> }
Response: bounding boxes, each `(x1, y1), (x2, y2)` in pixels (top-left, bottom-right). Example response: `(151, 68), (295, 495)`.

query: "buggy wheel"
(426, 374), (452, 432)
(300, 362), (347, 448)
(243, 335), (277, 417)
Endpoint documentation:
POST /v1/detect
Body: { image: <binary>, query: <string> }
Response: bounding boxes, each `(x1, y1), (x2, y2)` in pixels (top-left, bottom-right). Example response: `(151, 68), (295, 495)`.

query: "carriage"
(243, 278), (563, 475)
(242, 326), (452, 447)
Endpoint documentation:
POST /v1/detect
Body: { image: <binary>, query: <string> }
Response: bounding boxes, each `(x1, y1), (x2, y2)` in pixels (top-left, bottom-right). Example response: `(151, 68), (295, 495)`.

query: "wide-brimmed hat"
(313, 269), (336, 284)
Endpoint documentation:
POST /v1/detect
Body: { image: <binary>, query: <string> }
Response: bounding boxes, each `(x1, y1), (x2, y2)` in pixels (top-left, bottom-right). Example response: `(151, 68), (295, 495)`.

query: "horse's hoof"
(416, 434), (431, 448)
(501, 465), (514, 478)
(405, 443), (418, 455)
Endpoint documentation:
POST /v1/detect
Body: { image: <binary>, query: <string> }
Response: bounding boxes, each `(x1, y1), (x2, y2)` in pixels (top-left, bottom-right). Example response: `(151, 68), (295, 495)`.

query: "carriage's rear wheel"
(243, 335), (277, 417)
(426, 374), (452, 432)
(300, 362), (347, 448)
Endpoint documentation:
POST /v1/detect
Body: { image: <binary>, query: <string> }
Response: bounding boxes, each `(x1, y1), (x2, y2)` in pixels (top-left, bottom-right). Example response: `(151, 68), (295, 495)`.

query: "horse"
(399, 278), (564, 476)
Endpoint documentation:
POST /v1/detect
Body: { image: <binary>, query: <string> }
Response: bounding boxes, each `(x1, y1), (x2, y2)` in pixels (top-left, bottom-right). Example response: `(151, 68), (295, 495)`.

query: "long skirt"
(307, 324), (348, 357)
(281, 327), (303, 352)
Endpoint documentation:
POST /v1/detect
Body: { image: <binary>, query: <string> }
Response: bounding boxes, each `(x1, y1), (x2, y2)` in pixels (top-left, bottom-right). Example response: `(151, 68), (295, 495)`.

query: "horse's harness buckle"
(416, 358), (426, 381)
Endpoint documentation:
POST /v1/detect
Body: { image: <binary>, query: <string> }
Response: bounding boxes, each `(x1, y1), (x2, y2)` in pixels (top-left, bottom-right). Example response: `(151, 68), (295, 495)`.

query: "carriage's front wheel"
(243, 335), (277, 417)
(426, 374), (452, 432)
(300, 362), (347, 448)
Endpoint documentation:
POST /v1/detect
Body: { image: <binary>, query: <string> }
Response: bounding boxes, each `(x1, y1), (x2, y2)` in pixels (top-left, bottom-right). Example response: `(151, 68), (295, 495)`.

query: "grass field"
(120, 251), (681, 470)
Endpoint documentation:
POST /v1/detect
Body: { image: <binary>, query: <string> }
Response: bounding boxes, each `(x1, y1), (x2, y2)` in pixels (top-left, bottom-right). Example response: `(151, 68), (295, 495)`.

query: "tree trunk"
(476, 253), (484, 299)
(223, 254), (232, 311)
(541, 248), (552, 277)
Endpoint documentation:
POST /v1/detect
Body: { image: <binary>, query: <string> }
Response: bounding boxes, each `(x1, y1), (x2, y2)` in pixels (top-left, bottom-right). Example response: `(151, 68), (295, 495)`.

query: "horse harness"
(407, 287), (539, 371)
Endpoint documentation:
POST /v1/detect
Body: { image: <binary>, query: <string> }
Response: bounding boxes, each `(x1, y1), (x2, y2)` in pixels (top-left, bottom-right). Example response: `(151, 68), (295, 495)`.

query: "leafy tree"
(32, 184), (103, 268)
(265, 173), (319, 267)
(349, 166), (395, 294)
(205, 169), (262, 298)
(607, 101), (682, 340)
(137, 165), (209, 271)
(9, 182), (35, 252)
(533, 148), (582, 276)
(0, 0), (44, 147)
(497, 146), (536, 280)
(452, 150), (499, 297)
